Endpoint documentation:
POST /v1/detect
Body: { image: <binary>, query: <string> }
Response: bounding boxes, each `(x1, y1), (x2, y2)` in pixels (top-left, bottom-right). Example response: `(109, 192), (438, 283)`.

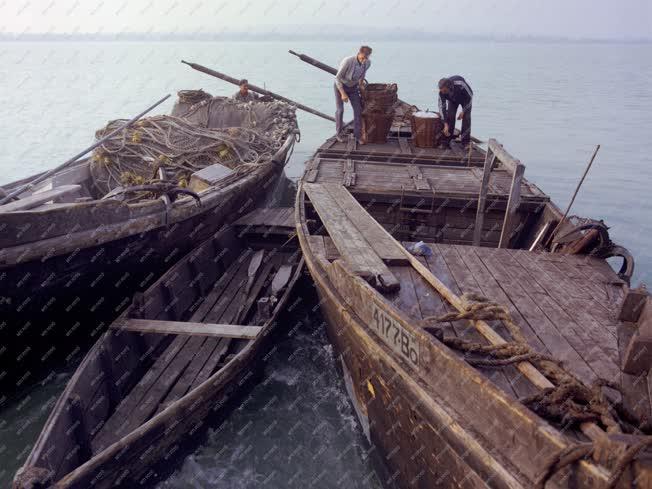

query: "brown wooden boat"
(295, 110), (652, 487)
(0, 93), (298, 392)
(13, 208), (303, 488)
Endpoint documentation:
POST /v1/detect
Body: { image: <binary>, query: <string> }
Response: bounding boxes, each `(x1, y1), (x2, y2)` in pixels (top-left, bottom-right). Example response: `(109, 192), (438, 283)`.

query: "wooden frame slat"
(112, 318), (261, 339)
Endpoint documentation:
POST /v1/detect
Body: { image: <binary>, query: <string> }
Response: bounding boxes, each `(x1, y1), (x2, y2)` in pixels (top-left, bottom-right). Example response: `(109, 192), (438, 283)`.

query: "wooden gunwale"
(0, 133), (295, 266)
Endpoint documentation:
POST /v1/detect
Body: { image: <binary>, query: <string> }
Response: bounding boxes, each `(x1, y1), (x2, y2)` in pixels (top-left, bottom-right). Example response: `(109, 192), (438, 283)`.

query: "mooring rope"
(425, 293), (651, 487)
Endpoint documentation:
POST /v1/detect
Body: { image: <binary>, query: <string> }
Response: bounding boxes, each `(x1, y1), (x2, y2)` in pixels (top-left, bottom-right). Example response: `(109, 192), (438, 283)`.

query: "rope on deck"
(424, 293), (652, 487)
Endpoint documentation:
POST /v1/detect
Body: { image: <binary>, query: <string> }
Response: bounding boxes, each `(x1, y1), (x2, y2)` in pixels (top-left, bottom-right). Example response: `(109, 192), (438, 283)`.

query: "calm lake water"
(0, 39), (651, 487)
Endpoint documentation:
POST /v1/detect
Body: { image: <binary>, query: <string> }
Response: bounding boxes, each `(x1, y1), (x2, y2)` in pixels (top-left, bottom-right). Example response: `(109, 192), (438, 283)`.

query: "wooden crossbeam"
(112, 318), (261, 339)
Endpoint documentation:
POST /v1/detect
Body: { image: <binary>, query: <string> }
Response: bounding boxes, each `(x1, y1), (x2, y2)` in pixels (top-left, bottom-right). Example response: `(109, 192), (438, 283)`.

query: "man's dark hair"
(239, 79), (248, 86)
(438, 77), (453, 90)
(359, 45), (372, 55)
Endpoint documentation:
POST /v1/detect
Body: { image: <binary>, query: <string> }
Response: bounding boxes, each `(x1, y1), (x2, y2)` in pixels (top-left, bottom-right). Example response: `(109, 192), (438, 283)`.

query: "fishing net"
(89, 91), (298, 198)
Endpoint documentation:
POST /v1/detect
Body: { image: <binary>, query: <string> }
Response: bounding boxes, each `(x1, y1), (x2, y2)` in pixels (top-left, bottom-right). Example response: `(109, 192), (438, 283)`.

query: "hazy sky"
(1, 0), (650, 39)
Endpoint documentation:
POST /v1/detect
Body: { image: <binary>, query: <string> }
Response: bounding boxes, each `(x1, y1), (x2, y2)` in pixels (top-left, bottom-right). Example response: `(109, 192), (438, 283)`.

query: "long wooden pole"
(547, 144), (601, 244)
(0, 94), (171, 206)
(181, 60), (335, 122)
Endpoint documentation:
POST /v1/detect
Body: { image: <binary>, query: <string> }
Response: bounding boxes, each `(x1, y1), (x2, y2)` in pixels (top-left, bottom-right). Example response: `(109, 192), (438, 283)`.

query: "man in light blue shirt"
(334, 46), (372, 143)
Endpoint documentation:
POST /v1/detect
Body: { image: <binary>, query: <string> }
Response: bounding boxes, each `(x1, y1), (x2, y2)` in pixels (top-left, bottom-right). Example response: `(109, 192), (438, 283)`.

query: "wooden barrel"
(412, 111), (442, 148)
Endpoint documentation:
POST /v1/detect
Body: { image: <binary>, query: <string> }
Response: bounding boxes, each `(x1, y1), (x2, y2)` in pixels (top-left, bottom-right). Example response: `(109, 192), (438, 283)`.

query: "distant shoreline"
(1, 33), (650, 44)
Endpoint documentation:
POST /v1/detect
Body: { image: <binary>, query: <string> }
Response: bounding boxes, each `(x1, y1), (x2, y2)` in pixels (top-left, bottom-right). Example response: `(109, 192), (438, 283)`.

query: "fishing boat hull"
(296, 194), (651, 488)
(294, 123), (650, 488)
(13, 215), (304, 488)
(0, 138), (294, 393)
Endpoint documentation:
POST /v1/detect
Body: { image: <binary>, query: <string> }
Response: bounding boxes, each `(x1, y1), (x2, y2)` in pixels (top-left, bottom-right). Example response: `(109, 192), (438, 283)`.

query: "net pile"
(90, 93), (298, 197)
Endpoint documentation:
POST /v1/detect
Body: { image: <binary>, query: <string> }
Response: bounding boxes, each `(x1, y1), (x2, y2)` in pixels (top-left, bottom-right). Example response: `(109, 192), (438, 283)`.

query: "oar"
(181, 60), (335, 122)
(245, 249), (265, 295)
(270, 264), (293, 299)
(0, 94), (171, 206)
(288, 49), (484, 145)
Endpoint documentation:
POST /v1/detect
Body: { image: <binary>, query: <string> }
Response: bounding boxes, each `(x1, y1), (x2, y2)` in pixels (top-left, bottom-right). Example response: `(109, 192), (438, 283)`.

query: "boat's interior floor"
(383, 242), (649, 435)
(91, 248), (291, 454)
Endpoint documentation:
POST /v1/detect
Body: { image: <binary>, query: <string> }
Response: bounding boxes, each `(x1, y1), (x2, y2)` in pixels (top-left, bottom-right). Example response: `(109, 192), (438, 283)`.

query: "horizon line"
(1, 32), (650, 44)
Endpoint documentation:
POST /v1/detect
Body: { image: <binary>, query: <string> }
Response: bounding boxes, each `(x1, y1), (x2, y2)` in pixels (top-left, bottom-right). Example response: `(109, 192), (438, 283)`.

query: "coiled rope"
(90, 115), (283, 197)
(425, 293), (652, 487)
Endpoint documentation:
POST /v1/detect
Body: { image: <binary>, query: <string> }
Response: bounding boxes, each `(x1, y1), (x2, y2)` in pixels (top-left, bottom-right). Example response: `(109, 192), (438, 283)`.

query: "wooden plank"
(473, 148), (496, 245)
(91, 335), (191, 452)
(474, 248), (598, 384)
(398, 137), (412, 155)
(323, 236), (340, 260)
(305, 157), (321, 183)
(387, 266), (422, 320)
(498, 163), (525, 248)
(513, 252), (620, 368)
(234, 207), (295, 229)
(321, 184), (409, 265)
(0, 184), (81, 212)
(407, 165), (431, 191)
(112, 319), (262, 339)
(236, 259), (277, 322)
(622, 299), (652, 374)
(304, 183), (399, 290)
(435, 244), (524, 398)
(342, 158), (356, 187)
(306, 235), (327, 259)
(487, 139), (520, 175)
(617, 321), (652, 427)
(156, 337), (213, 413)
(305, 184), (381, 276)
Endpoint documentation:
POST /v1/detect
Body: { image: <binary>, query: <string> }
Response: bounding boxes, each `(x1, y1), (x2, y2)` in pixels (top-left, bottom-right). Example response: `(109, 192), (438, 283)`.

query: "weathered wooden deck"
(92, 249), (288, 454)
(385, 242), (649, 426)
(318, 134), (486, 165)
(306, 157), (547, 203)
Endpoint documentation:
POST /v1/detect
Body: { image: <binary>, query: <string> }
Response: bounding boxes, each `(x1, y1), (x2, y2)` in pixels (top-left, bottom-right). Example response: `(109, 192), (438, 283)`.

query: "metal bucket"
(412, 111), (442, 148)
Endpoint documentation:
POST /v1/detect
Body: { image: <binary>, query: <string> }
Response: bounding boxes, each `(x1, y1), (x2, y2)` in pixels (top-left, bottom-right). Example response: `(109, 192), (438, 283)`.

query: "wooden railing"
(473, 139), (526, 248)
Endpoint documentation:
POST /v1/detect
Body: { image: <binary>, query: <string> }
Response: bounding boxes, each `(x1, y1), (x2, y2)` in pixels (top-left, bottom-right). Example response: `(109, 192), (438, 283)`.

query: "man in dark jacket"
(438, 76), (473, 146)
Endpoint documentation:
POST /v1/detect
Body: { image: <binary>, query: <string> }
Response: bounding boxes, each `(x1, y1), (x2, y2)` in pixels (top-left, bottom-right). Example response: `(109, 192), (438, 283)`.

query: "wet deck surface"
(386, 243), (650, 427)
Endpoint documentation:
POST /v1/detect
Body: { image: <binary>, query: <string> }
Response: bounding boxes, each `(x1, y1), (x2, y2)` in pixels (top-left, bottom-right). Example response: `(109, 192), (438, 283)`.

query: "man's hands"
(340, 90), (349, 103)
(457, 111), (464, 121)
(443, 123), (450, 137)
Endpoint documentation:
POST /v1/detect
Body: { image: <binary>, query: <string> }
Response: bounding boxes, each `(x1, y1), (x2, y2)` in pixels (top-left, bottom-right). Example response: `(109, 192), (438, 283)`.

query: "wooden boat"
(296, 113), (652, 487)
(0, 93), (298, 391)
(13, 208), (303, 488)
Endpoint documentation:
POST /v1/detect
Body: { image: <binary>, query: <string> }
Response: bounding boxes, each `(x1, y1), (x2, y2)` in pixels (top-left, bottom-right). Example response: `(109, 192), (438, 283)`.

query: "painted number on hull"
(371, 305), (419, 369)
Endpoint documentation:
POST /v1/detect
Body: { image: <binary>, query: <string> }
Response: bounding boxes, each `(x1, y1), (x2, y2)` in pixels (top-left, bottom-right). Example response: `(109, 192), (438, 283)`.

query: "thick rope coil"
(425, 293), (652, 487)
(536, 437), (652, 489)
